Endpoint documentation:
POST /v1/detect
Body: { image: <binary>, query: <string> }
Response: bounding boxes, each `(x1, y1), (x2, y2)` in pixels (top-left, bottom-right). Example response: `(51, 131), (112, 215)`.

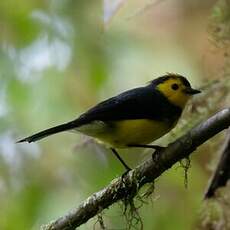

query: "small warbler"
(17, 73), (201, 171)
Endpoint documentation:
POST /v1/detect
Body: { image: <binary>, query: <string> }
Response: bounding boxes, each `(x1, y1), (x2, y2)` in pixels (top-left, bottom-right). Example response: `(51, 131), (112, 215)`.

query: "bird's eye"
(171, 83), (179, 90)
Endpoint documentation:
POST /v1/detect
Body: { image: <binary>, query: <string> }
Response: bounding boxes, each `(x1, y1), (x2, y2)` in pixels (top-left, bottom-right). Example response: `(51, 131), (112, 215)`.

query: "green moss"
(210, 0), (230, 46)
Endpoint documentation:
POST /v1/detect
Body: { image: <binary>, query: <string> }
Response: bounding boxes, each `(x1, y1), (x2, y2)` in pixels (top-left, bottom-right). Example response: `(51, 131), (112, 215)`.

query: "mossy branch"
(43, 108), (230, 230)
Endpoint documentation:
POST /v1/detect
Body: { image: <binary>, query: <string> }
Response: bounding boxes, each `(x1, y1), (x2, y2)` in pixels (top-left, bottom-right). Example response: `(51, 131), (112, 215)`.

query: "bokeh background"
(0, 0), (229, 229)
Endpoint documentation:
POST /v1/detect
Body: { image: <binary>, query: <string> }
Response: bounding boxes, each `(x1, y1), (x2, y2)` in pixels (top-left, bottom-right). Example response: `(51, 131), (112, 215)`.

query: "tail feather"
(17, 120), (78, 143)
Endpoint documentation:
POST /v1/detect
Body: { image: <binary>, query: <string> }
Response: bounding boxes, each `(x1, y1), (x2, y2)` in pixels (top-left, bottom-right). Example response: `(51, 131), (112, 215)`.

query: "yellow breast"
(77, 119), (176, 148)
(108, 119), (173, 147)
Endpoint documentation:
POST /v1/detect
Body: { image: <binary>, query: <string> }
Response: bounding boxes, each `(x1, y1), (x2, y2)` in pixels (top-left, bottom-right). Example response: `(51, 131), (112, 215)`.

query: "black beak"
(184, 87), (201, 95)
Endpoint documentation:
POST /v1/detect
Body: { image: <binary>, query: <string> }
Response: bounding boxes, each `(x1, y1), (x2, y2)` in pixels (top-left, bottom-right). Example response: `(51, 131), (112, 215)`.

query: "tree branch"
(44, 108), (230, 230)
(204, 128), (230, 198)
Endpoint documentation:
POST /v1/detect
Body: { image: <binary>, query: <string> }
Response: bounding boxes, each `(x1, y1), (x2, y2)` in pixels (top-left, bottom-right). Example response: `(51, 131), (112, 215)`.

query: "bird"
(17, 73), (201, 172)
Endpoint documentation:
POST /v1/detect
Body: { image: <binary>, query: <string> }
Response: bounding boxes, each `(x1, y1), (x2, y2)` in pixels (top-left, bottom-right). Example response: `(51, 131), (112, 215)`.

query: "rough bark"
(205, 129), (230, 198)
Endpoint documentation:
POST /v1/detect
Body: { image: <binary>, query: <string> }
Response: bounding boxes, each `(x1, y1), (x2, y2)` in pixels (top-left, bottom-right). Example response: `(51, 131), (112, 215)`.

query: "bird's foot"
(152, 146), (165, 163)
(121, 167), (131, 179)
(121, 167), (132, 184)
(127, 143), (165, 164)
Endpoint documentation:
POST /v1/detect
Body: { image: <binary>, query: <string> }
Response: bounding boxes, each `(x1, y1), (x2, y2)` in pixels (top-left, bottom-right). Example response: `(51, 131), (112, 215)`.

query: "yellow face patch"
(156, 78), (191, 108)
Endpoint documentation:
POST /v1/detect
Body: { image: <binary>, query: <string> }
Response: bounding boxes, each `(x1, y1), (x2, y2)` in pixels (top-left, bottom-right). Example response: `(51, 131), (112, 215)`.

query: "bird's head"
(151, 73), (201, 108)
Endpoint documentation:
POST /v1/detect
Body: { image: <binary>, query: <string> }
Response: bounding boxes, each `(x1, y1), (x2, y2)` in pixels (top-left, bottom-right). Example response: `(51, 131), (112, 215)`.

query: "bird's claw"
(152, 146), (165, 163)
(121, 167), (131, 183)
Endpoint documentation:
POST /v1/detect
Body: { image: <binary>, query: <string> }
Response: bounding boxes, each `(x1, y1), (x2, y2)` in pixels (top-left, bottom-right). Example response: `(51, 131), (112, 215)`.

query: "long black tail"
(17, 120), (79, 143)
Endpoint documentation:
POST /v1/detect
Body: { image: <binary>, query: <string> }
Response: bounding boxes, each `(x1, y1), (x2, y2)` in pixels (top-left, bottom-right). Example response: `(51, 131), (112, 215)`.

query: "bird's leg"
(128, 144), (165, 162)
(110, 148), (131, 176)
(127, 144), (163, 151)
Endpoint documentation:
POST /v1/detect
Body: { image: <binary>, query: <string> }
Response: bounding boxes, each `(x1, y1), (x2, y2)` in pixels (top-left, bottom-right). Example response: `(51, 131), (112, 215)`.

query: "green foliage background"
(0, 0), (229, 229)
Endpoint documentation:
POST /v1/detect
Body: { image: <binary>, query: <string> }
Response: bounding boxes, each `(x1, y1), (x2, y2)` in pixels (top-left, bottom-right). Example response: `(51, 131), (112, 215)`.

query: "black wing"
(76, 85), (182, 124)
(17, 85), (182, 143)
